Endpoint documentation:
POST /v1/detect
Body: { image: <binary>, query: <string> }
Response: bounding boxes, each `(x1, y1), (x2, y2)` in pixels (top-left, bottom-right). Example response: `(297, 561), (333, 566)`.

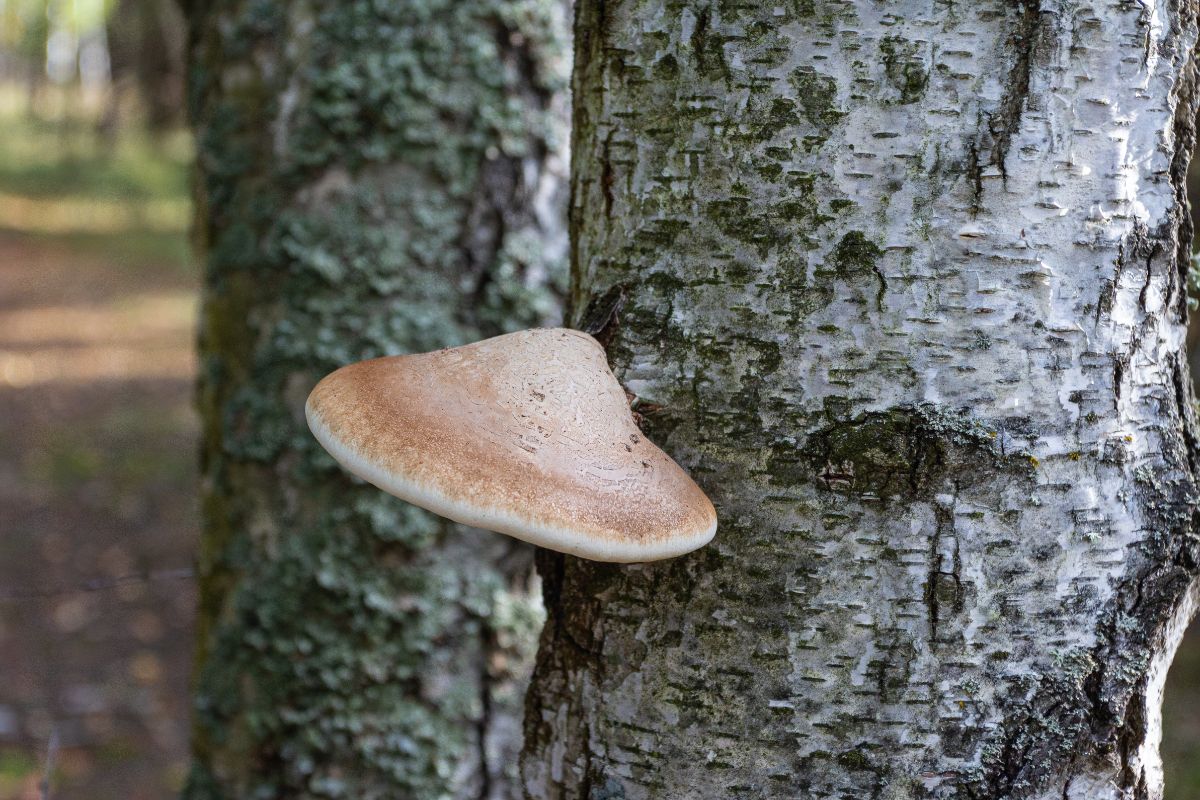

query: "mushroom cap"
(305, 328), (717, 562)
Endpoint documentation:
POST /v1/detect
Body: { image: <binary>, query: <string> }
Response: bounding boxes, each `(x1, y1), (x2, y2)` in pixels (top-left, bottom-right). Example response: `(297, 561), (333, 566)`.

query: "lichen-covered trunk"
(182, 1), (568, 797)
(521, 1), (1200, 798)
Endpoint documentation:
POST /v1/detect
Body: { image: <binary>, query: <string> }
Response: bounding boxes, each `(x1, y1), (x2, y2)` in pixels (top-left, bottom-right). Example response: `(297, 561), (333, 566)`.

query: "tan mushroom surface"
(305, 328), (717, 562)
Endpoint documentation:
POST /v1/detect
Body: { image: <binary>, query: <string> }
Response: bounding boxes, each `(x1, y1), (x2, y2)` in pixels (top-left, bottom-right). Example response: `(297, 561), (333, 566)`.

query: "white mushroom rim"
(306, 400), (718, 563)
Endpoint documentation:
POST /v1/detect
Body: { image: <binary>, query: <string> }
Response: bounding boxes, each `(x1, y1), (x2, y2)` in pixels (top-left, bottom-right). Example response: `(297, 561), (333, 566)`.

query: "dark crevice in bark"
(1112, 229), (1145, 289)
(691, 5), (712, 74)
(925, 559), (940, 642)
(523, 551), (626, 798)
(577, 284), (626, 347)
(527, 554), (606, 669)
(1171, 26), (1199, 319)
(1113, 675), (1149, 791)
(462, 156), (514, 328)
(564, 0), (608, 327)
(600, 130), (616, 219)
(926, 500), (964, 647)
(1138, 250), (1157, 312)
(926, 505), (945, 644)
(875, 645), (890, 703)
(685, 1), (731, 84)
(1112, 355), (1126, 410)
(966, 136), (984, 216)
(976, 1), (1044, 188)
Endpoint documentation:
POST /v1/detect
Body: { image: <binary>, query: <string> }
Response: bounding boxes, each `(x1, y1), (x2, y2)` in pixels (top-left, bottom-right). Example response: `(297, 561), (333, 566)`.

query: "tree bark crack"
(976, 0), (1044, 188)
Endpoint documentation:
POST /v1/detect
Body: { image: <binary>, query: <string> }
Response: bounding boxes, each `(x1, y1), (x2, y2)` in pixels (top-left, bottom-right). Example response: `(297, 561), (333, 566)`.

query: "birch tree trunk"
(521, 2), (1200, 798)
(182, 1), (568, 797)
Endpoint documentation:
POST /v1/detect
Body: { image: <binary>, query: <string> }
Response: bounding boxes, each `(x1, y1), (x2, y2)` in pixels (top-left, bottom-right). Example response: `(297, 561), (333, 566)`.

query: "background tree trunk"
(521, 2), (1200, 798)
(183, 1), (568, 797)
(106, 0), (187, 131)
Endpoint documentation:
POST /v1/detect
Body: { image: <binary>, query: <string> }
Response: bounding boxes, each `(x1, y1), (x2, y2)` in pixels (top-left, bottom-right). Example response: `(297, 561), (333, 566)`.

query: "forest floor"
(1168, 622), (1200, 797)
(0, 115), (197, 799)
(0, 112), (1197, 799)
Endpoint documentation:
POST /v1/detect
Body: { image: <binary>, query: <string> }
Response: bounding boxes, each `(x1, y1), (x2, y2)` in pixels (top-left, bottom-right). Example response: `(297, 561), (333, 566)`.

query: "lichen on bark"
(182, 0), (569, 797)
(522, 1), (1200, 798)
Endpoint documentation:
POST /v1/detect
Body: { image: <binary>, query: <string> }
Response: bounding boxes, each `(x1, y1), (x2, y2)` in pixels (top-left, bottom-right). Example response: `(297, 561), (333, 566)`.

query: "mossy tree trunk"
(521, 1), (1200, 798)
(182, 1), (568, 797)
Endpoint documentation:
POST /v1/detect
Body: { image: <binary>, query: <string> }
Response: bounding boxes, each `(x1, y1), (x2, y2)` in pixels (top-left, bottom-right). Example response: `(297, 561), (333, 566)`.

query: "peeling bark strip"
(522, 2), (1200, 799)
(182, 0), (569, 797)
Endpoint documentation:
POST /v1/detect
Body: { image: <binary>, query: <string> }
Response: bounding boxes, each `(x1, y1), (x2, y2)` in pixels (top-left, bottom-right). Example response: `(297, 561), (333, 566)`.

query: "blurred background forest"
(0, 1), (1195, 798)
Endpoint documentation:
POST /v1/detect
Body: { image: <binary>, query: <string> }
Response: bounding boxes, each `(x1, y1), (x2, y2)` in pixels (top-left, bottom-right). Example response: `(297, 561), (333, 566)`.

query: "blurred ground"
(0, 111), (196, 799)
(1168, 630), (1200, 798)
(0, 83), (1197, 800)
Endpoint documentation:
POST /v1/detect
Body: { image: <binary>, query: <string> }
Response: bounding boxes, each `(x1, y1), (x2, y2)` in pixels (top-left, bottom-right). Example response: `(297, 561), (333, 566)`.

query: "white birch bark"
(521, 1), (1200, 798)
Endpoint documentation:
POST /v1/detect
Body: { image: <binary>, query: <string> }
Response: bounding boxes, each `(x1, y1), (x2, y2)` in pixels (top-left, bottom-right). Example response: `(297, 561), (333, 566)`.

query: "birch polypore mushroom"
(305, 328), (717, 562)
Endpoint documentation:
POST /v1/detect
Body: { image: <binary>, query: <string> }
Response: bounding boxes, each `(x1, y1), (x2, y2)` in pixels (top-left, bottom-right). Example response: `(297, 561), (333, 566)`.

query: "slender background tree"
(182, 1), (569, 796)
(522, 2), (1200, 798)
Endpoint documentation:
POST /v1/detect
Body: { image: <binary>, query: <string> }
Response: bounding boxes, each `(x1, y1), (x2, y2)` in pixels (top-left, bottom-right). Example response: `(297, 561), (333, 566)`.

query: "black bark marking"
(1113, 355), (1126, 410)
(692, 5), (711, 74)
(926, 502), (964, 646)
(786, 404), (1026, 502)
(828, 231), (887, 312)
(975, 1), (1044, 189)
(600, 130), (616, 219)
(578, 284), (627, 348)
(966, 138), (984, 217)
(925, 528), (942, 644)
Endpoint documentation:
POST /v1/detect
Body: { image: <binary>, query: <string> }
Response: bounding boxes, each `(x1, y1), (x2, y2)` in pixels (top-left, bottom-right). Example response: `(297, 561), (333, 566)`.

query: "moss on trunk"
(183, 1), (568, 797)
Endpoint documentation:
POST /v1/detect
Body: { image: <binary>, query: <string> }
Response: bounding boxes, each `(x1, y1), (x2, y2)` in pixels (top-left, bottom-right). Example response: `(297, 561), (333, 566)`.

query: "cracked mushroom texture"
(305, 328), (717, 562)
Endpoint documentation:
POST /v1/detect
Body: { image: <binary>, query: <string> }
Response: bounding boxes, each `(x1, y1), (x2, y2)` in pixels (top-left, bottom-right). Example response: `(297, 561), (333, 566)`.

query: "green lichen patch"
(820, 230), (886, 310)
(789, 67), (843, 128)
(879, 35), (930, 105)
(827, 230), (883, 279)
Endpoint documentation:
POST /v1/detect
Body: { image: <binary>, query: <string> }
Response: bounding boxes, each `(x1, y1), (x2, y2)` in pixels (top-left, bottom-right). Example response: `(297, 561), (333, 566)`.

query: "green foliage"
(0, 111), (192, 268)
(0, 115), (189, 201)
